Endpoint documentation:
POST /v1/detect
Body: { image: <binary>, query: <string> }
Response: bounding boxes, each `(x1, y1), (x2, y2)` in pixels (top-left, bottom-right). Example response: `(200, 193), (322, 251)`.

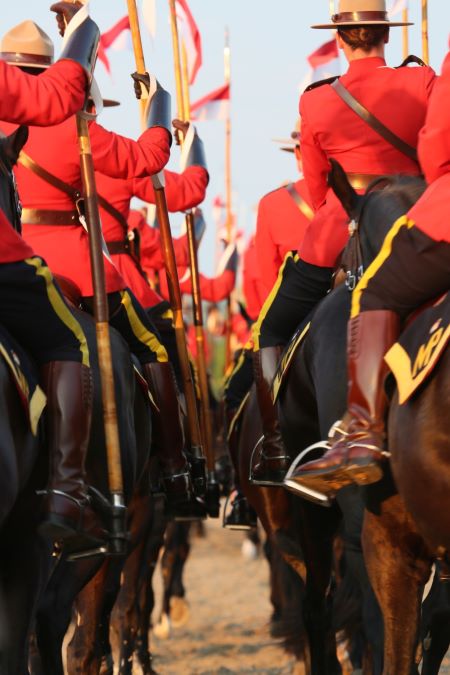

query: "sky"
(2, 1), (449, 274)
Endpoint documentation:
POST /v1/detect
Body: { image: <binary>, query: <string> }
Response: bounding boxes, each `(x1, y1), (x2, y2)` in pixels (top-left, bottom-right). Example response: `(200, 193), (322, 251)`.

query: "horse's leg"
(112, 490), (155, 675)
(66, 560), (112, 675)
(362, 493), (432, 675)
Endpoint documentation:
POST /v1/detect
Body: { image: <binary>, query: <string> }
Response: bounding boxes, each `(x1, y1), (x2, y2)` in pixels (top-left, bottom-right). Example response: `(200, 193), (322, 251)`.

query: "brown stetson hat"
(0, 20), (54, 69)
(312, 0), (413, 29)
(273, 120), (301, 153)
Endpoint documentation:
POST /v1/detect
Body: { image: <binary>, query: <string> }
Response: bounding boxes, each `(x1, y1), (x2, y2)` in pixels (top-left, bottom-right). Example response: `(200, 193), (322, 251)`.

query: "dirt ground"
(150, 517), (301, 675)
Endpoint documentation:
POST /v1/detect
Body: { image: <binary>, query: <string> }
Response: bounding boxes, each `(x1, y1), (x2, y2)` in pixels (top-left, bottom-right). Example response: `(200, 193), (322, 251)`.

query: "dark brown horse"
(327, 165), (450, 675)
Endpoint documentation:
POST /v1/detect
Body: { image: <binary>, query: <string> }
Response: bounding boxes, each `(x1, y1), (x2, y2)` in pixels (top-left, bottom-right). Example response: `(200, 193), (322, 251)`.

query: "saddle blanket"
(385, 293), (449, 404)
(272, 321), (311, 402)
(0, 326), (46, 435)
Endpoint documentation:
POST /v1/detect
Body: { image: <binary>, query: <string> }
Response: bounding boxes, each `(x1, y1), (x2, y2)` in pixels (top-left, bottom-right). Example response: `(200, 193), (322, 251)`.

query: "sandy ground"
(150, 517), (300, 675)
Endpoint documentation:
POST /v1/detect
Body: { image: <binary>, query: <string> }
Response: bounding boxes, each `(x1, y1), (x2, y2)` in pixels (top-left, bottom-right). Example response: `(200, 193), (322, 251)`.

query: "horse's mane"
(360, 175), (427, 261)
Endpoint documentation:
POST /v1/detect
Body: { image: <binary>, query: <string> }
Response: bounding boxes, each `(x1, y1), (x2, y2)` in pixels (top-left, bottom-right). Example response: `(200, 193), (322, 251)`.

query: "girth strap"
(331, 79), (418, 162)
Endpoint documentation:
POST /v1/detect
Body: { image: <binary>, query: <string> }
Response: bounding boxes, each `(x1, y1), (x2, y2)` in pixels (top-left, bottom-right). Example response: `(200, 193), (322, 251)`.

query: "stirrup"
(249, 436), (290, 487)
(283, 441), (334, 506)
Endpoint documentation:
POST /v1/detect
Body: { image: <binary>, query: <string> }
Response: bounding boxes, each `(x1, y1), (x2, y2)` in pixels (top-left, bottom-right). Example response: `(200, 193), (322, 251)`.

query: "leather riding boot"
(39, 361), (107, 552)
(285, 310), (400, 499)
(141, 361), (205, 519)
(223, 406), (256, 530)
(251, 346), (291, 485)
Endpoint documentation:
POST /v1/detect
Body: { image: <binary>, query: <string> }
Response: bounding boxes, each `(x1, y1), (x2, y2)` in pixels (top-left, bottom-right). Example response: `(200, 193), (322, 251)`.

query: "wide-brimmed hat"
(273, 120), (301, 153)
(0, 20), (54, 68)
(312, 0), (413, 29)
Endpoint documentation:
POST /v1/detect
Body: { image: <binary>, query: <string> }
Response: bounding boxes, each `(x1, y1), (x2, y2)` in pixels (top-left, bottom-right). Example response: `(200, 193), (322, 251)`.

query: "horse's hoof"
(170, 596), (190, 628)
(153, 612), (171, 640)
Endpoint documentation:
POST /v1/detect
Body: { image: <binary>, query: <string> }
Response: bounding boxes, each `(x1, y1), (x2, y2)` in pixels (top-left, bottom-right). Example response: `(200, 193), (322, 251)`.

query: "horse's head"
(0, 125), (29, 232)
(328, 158), (426, 284)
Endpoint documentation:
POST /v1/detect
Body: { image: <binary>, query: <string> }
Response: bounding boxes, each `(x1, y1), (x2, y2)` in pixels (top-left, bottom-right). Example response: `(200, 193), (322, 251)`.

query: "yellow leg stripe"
(351, 215), (415, 319)
(224, 348), (246, 393)
(120, 290), (168, 363)
(252, 251), (295, 352)
(24, 257), (90, 367)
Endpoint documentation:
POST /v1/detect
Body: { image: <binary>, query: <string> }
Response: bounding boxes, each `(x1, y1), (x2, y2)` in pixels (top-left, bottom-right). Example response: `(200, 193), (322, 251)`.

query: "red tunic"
(299, 56), (435, 266)
(0, 59), (87, 264)
(410, 51), (450, 244)
(242, 235), (265, 321)
(255, 179), (312, 297)
(95, 166), (208, 306)
(2, 115), (170, 296)
(158, 266), (235, 303)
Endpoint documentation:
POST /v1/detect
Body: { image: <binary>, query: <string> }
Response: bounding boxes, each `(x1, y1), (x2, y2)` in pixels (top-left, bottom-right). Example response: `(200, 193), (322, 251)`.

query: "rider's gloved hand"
(131, 72), (150, 100)
(50, 1), (83, 37)
(172, 119), (189, 146)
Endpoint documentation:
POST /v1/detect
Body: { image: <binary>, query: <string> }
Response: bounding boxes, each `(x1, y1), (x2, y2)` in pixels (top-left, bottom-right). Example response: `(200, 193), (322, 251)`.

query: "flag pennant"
(389, 0), (407, 18)
(191, 83), (230, 121)
(175, 0), (202, 85)
(142, 0), (157, 39)
(98, 15), (130, 74)
(300, 38), (340, 92)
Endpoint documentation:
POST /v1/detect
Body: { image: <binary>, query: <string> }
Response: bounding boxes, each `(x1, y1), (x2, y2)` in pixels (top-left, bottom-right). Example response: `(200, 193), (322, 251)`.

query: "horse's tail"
(264, 536), (307, 660)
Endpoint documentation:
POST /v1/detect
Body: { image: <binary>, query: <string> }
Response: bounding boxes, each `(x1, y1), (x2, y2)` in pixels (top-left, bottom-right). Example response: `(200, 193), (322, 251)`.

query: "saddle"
(385, 292), (449, 404)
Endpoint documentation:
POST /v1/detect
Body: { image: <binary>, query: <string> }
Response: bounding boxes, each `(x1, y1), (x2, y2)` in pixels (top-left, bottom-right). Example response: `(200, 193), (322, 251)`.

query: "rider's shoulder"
(303, 75), (339, 95)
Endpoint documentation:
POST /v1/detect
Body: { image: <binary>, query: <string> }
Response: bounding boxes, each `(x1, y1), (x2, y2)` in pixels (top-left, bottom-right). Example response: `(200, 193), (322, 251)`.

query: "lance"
(402, 5), (409, 60)
(224, 28), (233, 371)
(126, 0), (207, 495)
(167, 0), (220, 516)
(61, 6), (127, 557)
(421, 0), (429, 65)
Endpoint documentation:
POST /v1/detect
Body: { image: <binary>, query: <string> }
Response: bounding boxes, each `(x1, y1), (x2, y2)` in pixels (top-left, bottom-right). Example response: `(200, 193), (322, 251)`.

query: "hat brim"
(103, 99), (120, 108)
(312, 20), (414, 28)
(4, 59), (51, 69)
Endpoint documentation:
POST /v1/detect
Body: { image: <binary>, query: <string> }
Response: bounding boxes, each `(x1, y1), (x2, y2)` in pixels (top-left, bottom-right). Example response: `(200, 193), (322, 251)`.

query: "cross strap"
(284, 183), (314, 221)
(18, 151), (130, 237)
(331, 79), (418, 162)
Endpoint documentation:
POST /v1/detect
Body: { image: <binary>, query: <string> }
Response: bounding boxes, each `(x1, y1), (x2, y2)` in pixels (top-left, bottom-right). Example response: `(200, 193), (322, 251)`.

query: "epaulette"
(397, 54), (426, 68)
(304, 75), (339, 93)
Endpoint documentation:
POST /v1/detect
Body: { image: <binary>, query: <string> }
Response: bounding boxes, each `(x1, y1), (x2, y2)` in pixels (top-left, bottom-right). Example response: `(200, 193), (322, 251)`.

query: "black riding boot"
(250, 346), (291, 486)
(223, 406), (257, 530)
(142, 361), (205, 520)
(38, 361), (107, 554)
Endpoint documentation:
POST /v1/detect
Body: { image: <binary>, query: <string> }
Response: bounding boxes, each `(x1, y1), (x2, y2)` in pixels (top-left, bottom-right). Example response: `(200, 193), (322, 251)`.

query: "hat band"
(332, 11), (389, 23)
(0, 51), (53, 66)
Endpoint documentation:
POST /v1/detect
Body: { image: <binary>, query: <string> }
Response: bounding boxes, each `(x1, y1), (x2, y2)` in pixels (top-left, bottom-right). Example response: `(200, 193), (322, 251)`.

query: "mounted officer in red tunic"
(249, 0), (435, 487)
(1, 15), (203, 520)
(288, 45), (450, 498)
(0, 2), (105, 554)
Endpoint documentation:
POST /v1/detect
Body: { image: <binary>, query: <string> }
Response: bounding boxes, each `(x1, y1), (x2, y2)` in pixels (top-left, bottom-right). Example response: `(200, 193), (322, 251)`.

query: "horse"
(327, 162), (450, 674)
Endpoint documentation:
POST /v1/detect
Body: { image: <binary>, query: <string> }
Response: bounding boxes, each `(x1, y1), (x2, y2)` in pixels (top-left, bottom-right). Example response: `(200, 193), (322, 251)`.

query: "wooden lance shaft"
(180, 41), (215, 471)
(126, 0), (204, 454)
(402, 7), (409, 60)
(76, 115), (124, 501)
(224, 29), (233, 370)
(421, 0), (429, 65)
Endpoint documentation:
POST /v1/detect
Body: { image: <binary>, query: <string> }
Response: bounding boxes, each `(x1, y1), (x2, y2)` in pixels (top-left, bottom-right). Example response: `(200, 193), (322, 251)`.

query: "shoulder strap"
(397, 54), (426, 68)
(304, 75), (339, 93)
(331, 79), (418, 162)
(19, 151), (129, 237)
(284, 183), (314, 221)
(19, 151), (81, 200)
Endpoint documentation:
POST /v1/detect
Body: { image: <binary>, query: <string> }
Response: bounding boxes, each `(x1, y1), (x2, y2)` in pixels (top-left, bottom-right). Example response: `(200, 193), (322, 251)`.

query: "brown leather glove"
(50, 2), (83, 37)
(131, 72), (150, 100)
(172, 119), (189, 146)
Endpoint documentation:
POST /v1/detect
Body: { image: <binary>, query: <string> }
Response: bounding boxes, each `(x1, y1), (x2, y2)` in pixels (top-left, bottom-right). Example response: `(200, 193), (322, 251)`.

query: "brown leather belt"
(346, 173), (382, 191)
(106, 240), (131, 255)
(21, 208), (79, 225)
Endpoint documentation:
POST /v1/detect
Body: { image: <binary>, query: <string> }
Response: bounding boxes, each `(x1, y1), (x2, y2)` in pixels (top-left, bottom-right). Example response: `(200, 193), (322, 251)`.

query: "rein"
(339, 176), (395, 291)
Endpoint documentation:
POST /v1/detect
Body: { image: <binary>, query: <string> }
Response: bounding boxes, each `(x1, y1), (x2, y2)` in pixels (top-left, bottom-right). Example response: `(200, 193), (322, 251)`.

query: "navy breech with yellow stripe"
(252, 252), (333, 351)
(224, 348), (253, 410)
(0, 256), (89, 366)
(352, 217), (450, 320)
(105, 289), (168, 365)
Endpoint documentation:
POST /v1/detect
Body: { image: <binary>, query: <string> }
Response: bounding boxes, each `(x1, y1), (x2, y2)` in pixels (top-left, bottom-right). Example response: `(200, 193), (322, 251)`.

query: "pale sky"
(2, 1), (449, 273)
